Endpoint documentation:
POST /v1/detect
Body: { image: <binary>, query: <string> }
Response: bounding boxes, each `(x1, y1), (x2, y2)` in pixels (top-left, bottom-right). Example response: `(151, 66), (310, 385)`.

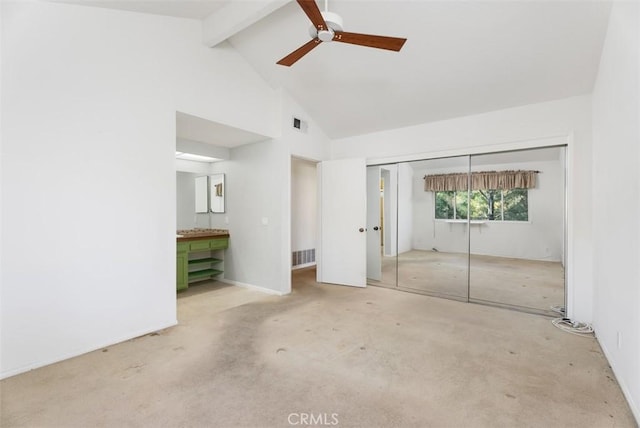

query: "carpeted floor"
(373, 250), (564, 314)
(1, 268), (634, 427)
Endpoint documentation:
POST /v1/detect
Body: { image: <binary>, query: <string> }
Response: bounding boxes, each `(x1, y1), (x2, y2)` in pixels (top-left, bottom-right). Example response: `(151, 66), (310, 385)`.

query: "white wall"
(0, 0), (4, 363)
(176, 171), (215, 230)
(175, 160), (215, 228)
(592, 0), (640, 421)
(281, 90), (331, 271)
(280, 90), (330, 162)
(177, 171), (197, 229)
(1, 1), (280, 378)
(411, 158), (564, 261)
(291, 157), (317, 255)
(333, 96), (592, 323)
(208, 140), (291, 294)
(200, 89), (330, 290)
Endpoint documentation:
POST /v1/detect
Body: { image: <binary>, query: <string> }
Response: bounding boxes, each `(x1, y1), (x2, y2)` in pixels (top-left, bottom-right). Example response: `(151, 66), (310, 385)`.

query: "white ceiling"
(176, 112), (269, 148)
(51, 0), (232, 20)
(54, 0), (612, 141)
(228, 1), (611, 139)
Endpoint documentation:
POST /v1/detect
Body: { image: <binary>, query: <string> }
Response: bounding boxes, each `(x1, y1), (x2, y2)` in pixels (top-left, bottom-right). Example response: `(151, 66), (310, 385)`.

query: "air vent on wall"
(292, 248), (315, 268)
(292, 117), (308, 133)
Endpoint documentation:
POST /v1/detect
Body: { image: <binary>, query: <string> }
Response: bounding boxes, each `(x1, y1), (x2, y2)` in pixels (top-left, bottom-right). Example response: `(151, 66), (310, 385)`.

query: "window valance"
(423, 170), (538, 192)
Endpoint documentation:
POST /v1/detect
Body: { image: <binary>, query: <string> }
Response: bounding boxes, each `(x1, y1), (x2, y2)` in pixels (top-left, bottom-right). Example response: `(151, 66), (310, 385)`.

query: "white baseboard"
(292, 262), (316, 270)
(0, 320), (178, 380)
(218, 278), (286, 296)
(597, 335), (640, 425)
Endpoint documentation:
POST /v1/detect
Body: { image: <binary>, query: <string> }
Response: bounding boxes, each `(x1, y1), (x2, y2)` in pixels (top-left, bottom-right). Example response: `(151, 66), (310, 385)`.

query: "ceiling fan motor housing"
(308, 11), (343, 41)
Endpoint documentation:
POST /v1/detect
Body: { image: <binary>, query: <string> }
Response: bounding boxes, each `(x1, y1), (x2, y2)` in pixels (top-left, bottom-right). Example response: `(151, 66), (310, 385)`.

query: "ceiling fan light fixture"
(317, 28), (334, 42)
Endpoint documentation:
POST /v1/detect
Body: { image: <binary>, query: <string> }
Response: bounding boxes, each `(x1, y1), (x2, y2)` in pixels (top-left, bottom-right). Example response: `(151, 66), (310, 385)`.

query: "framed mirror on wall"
(209, 173), (225, 213)
(194, 174), (226, 214)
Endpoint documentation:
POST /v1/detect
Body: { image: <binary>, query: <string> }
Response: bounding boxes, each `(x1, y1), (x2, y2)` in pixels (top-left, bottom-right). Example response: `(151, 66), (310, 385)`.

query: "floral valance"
(423, 170), (538, 192)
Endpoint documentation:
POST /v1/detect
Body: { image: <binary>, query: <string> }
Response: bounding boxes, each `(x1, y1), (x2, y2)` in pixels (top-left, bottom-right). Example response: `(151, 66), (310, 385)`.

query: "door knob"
(359, 227), (365, 232)
(373, 226), (379, 231)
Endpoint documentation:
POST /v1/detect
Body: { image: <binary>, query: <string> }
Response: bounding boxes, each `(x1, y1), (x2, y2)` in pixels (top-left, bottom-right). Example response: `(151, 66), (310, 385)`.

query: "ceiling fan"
(277, 0), (407, 66)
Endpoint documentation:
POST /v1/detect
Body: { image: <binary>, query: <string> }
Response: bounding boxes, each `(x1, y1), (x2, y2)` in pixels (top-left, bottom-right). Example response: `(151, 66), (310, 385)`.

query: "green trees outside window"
(435, 189), (528, 221)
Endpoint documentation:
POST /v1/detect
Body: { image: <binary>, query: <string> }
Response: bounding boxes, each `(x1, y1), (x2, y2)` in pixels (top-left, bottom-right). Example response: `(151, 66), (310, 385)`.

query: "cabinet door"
(176, 252), (188, 291)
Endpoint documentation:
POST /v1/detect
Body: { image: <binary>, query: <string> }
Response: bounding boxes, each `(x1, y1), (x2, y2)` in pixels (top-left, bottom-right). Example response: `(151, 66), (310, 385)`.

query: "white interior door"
(317, 158), (367, 287)
(366, 166), (382, 281)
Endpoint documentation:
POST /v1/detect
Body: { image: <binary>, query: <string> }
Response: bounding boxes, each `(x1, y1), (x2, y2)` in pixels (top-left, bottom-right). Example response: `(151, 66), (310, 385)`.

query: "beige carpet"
(1, 268), (635, 427)
(374, 250), (564, 314)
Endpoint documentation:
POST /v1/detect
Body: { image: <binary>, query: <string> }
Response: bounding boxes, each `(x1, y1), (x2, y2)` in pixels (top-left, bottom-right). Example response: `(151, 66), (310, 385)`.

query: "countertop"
(177, 228), (230, 242)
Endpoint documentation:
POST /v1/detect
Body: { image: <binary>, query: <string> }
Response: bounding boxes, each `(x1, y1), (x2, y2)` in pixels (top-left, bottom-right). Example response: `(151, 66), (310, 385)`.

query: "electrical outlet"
(617, 331), (622, 349)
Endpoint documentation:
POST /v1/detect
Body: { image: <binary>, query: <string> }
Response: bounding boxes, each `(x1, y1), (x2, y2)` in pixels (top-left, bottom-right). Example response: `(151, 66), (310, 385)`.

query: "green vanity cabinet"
(176, 242), (189, 291)
(176, 234), (229, 291)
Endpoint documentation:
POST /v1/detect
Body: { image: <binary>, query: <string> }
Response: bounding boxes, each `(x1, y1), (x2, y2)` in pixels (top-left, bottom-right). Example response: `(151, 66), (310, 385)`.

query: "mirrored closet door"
(366, 146), (566, 315)
(367, 157), (472, 302)
(468, 147), (566, 314)
(396, 157), (470, 301)
(366, 165), (398, 288)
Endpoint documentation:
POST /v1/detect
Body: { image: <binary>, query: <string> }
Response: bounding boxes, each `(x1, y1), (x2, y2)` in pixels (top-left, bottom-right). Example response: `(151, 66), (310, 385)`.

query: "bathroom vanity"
(176, 228), (229, 291)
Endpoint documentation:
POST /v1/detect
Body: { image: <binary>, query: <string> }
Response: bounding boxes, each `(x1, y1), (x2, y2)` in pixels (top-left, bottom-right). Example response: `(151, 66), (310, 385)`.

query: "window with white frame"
(434, 189), (528, 221)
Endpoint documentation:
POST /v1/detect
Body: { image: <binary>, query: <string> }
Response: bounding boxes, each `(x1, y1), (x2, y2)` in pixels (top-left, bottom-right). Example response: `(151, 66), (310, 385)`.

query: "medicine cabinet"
(194, 174), (225, 213)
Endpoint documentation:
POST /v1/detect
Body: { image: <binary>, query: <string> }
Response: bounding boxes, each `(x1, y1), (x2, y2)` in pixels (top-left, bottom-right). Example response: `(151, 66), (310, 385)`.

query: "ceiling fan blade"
(277, 38), (321, 66)
(333, 31), (407, 52)
(296, 0), (328, 31)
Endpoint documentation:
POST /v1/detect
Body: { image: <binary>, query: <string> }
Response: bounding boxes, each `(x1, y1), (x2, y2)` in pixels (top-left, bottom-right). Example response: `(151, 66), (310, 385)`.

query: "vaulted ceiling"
(228, 0), (610, 139)
(50, 0), (612, 140)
